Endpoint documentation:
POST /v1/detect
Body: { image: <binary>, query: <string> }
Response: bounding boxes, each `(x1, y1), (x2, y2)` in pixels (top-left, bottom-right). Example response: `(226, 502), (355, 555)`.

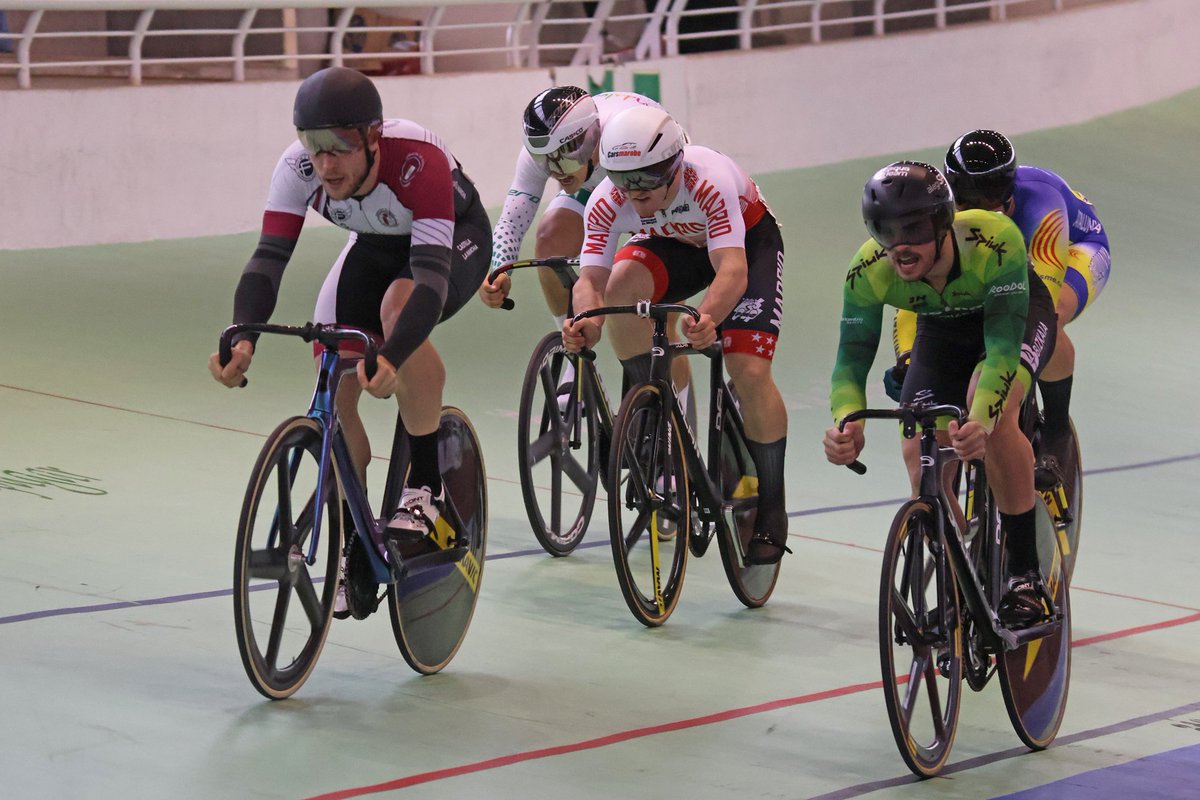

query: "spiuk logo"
(966, 227), (1008, 257)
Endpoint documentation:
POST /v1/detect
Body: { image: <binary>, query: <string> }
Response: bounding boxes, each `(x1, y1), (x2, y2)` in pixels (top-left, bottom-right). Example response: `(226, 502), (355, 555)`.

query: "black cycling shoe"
(744, 531), (792, 565)
(999, 570), (1049, 629)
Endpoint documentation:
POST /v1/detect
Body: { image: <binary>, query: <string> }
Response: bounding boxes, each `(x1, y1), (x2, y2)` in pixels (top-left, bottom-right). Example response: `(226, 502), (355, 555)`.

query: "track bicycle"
(487, 257), (616, 556)
(840, 402), (1071, 777)
(573, 300), (780, 626)
(219, 322), (487, 699)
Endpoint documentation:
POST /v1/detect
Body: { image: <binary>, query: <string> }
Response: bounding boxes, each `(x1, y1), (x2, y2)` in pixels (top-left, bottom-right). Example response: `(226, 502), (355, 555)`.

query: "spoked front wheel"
(233, 416), (343, 700)
(388, 407), (488, 674)
(879, 500), (963, 778)
(715, 423), (779, 608)
(998, 499), (1071, 750)
(608, 383), (689, 627)
(517, 332), (601, 556)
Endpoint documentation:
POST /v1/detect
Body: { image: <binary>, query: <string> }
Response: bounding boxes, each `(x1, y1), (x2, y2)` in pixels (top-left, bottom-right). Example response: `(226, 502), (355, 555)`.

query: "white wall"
(1, 0), (1196, 250)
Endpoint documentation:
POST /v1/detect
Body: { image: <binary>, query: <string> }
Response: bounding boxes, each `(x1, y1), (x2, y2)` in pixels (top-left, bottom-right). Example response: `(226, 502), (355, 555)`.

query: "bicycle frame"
(842, 405), (1060, 653)
(219, 322), (470, 587)
(583, 301), (751, 560)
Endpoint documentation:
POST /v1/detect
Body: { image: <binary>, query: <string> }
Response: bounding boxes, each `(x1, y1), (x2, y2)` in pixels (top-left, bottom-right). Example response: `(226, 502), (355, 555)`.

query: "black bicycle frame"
(842, 404), (1060, 652)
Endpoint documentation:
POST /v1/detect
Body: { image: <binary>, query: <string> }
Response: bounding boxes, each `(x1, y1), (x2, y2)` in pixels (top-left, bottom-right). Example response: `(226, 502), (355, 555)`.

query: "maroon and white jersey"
(258, 119), (458, 249)
(580, 144), (768, 268)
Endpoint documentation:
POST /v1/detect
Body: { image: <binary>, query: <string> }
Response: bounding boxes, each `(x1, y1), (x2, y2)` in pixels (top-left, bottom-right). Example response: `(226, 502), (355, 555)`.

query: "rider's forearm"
(379, 244), (450, 368)
(230, 233), (297, 345)
(572, 267), (609, 317)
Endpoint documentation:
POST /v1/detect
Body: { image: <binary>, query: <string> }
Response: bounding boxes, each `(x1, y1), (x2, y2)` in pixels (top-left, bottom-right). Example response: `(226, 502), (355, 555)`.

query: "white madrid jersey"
(261, 119), (458, 249)
(489, 92), (665, 269)
(580, 144), (768, 268)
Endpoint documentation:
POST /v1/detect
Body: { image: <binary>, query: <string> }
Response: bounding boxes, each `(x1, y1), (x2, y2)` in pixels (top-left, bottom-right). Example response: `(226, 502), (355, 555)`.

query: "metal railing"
(0, 0), (1106, 88)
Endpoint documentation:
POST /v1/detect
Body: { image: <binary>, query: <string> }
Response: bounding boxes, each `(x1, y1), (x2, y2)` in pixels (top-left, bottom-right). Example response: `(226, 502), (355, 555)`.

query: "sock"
(746, 437), (787, 543)
(1001, 506), (1039, 575)
(553, 312), (568, 331)
(406, 431), (442, 496)
(1038, 376), (1073, 443)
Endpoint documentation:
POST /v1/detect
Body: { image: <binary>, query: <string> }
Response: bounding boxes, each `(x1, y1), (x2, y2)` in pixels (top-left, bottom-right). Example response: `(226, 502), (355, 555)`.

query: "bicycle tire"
(388, 407), (488, 674)
(517, 331), (601, 556)
(233, 416), (343, 699)
(607, 383), (689, 627)
(879, 499), (963, 778)
(715, 422), (779, 608)
(997, 498), (1072, 750)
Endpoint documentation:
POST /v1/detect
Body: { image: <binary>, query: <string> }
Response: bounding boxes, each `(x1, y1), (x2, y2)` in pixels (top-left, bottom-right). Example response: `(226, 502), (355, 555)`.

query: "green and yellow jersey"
(831, 209), (1029, 431)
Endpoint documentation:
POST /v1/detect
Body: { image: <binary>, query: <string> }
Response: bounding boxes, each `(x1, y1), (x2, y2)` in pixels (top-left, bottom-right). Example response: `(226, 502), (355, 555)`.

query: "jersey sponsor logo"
(670, 202), (691, 215)
(842, 315), (865, 325)
(376, 209), (399, 227)
(583, 230), (610, 256)
(988, 280), (1025, 296)
(400, 152), (425, 186)
(965, 227), (1009, 258)
(771, 251), (784, 332)
(846, 249), (885, 290)
(457, 237), (479, 260)
(1020, 320), (1050, 368)
(683, 164), (698, 192)
(329, 205), (352, 223)
(641, 221), (706, 239)
(908, 295), (929, 308)
(610, 186), (626, 206)
(1072, 209), (1103, 235)
(587, 197), (618, 231)
(693, 180), (733, 238)
(286, 155), (316, 180)
(987, 369), (1018, 422)
(731, 297), (764, 322)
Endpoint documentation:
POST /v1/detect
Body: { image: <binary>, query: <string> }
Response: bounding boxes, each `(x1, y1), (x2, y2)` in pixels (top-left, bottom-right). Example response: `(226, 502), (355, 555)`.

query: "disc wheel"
(607, 383), (689, 627)
(879, 500), (963, 778)
(388, 407), (488, 674)
(517, 332), (601, 556)
(233, 416), (342, 700)
(715, 422), (779, 608)
(998, 499), (1072, 750)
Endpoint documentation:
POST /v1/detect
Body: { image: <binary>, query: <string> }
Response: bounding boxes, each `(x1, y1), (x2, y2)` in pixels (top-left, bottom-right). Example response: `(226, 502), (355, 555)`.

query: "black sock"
(406, 431), (442, 495)
(1038, 376), (1073, 443)
(746, 437), (787, 543)
(1001, 506), (1039, 575)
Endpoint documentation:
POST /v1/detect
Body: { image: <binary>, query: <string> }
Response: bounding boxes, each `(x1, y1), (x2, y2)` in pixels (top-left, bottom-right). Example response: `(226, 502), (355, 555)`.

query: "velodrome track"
(1, 88), (1197, 799)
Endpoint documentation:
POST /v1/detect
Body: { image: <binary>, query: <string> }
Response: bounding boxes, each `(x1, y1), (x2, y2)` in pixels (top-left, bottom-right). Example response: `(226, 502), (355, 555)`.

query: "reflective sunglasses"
(296, 127), (364, 156)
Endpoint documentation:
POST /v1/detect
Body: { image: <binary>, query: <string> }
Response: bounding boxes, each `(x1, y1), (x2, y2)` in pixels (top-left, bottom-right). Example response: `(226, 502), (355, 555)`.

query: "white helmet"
(599, 106), (686, 191)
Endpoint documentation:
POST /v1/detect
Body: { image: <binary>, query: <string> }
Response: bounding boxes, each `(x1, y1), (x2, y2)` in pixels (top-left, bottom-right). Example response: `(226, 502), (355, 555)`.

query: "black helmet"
(944, 129), (1016, 207)
(522, 86), (600, 175)
(862, 161), (955, 249)
(293, 67), (383, 131)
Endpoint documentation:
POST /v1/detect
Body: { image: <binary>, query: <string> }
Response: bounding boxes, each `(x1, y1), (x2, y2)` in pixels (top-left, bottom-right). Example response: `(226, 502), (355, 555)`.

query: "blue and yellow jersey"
(832, 210), (1029, 432)
(1009, 165), (1106, 306)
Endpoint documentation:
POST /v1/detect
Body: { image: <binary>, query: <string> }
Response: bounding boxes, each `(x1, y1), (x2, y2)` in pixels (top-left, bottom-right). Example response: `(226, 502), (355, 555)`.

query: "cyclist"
(207, 67), (492, 563)
(890, 130), (1109, 479)
(562, 105), (789, 565)
(480, 86), (694, 411)
(823, 161), (1058, 626)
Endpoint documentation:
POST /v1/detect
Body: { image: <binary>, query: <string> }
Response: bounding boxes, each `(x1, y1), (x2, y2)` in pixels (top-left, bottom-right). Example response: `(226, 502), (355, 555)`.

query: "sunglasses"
(296, 127), (364, 156)
(867, 215), (938, 249)
(608, 158), (682, 192)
